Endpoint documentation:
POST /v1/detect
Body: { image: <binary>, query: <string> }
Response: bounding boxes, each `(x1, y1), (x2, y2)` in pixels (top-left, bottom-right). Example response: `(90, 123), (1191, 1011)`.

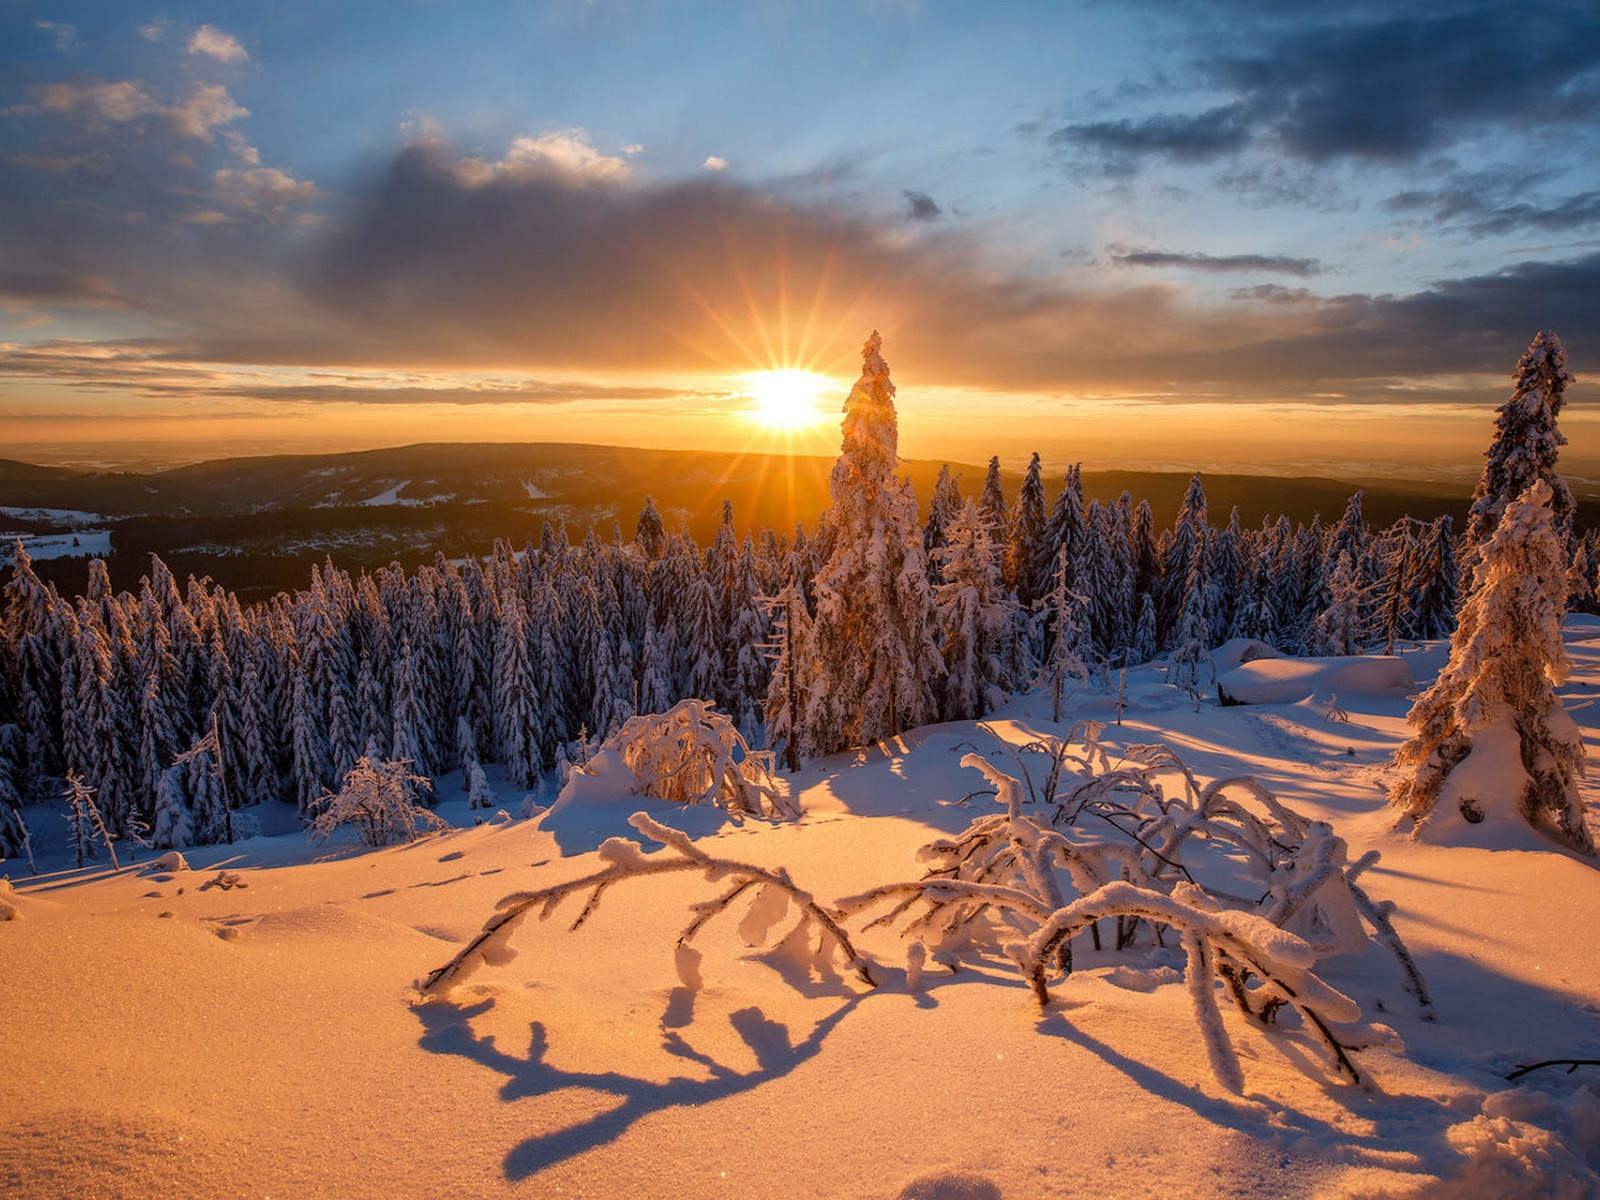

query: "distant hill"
(1, 441), (1587, 601)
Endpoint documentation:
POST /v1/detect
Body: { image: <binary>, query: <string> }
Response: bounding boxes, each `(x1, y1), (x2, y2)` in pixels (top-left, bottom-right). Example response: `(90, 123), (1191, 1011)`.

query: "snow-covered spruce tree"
(492, 590), (542, 790)
(935, 500), (1016, 722)
(1306, 551), (1364, 657)
(63, 769), (117, 869)
(150, 761), (193, 850)
(804, 332), (943, 754)
(1167, 543), (1216, 693)
(977, 455), (1007, 545)
(1159, 471), (1209, 648)
(0, 723), (32, 863)
(1390, 480), (1591, 852)
(762, 558), (817, 772)
(1006, 451), (1048, 606)
(922, 464), (963, 584)
(1463, 331), (1576, 585)
(465, 756), (497, 810)
(1033, 545), (1092, 723)
(177, 716), (231, 846)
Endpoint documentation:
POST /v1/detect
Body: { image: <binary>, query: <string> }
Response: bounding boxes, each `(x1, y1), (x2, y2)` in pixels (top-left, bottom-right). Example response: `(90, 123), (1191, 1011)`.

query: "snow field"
(7, 637), (1600, 1197)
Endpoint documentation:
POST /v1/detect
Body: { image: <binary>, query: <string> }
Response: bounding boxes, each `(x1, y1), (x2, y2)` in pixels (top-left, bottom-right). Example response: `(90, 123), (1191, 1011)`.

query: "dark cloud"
(298, 142), (955, 374)
(1051, 2), (1600, 170)
(296, 151), (1600, 392)
(1050, 104), (1249, 168)
(0, 270), (136, 308)
(1134, 252), (1600, 386)
(1385, 184), (1600, 238)
(1112, 249), (1323, 276)
(902, 190), (941, 222)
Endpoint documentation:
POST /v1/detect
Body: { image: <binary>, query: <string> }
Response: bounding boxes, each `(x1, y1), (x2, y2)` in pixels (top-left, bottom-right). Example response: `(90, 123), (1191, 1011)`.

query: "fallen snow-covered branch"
(421, 810), (872, 995)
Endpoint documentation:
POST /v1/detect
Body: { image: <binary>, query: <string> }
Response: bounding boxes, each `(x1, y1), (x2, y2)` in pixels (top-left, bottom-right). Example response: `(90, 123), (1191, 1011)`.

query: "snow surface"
(7, 635), (1600, 1198)
(358, 481), (453, 507)
(0, 529), (114, 561)
(1217, 654), (1415, 707)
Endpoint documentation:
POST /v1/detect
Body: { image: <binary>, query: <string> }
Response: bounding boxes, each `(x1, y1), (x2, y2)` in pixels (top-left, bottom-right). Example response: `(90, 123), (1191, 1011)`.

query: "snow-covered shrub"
(587, 698), (794, 819)
(309, 756), (446, 847)
(840, 744), (1430, 1089)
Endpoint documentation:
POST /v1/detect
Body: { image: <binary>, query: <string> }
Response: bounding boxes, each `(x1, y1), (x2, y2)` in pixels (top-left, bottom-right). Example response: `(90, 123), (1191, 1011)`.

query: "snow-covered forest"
(0, 332), (1587, 861)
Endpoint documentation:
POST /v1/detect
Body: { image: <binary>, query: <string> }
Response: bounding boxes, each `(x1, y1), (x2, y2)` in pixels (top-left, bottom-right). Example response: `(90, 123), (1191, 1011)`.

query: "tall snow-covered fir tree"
(1463, 331), (1576, 583)
(804, 332), (943, 754)
(1006, 452), (1048, 606)
(1390, 480), (1590, 853)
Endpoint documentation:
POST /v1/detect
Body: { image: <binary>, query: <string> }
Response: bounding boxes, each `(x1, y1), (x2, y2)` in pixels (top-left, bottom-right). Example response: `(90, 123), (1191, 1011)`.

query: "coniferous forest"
(0, 330), (1587, 858)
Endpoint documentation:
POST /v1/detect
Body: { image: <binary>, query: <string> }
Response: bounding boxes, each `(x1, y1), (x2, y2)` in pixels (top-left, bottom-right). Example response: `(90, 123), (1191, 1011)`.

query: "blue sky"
(3, 1), (1599, 477)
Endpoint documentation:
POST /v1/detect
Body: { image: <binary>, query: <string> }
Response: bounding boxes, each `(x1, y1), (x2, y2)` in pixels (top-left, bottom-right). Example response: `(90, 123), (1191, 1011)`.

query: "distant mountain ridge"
(0, 441), (1586, 600)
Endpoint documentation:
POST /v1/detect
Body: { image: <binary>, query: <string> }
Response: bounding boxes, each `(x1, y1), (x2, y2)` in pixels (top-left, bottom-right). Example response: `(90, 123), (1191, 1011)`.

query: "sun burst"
(745, 368), (833, 430)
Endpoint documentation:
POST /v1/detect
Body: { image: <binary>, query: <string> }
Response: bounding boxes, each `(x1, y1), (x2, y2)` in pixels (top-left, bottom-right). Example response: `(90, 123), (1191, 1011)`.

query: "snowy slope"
(7, 635), (1600, 1198)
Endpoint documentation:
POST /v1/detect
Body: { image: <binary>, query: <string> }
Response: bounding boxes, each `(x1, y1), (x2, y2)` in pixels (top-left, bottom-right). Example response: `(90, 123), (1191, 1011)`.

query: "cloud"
(213, 167), (322, 219)
(1111, 249), (1323, 276)
(0, 272), (132, 311)
(167, 83), (250, 141)
(6, 121), (1599, 408)
(34, 21), (79, 53)
(1385, 183), (1600, 238)
(18, 78), (247, 142)
(1052, 104), (1250, 167)
(0, 341), (712, 406)
(189, 25), (250, 64)
(26, 80), (159, 124)
(287, 137), (1600, 394)
(0, 70), (315, 333)
(444, 130), (633, 187)
(703, 155), (728, 172)
(902, 190), (942, 222)
(1052, 2), (1600, 170)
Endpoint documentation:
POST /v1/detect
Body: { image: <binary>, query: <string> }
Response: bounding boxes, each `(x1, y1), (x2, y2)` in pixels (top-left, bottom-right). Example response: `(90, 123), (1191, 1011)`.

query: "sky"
(3, 1), (1600, 482)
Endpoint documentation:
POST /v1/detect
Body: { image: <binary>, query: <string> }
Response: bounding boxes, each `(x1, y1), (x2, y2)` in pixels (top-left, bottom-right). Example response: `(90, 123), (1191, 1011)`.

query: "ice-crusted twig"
(421, 811), (872, 995)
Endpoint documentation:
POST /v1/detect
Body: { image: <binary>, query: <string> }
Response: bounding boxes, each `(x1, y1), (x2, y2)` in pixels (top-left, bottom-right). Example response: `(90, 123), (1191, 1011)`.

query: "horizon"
(4, 4), (1599, 478)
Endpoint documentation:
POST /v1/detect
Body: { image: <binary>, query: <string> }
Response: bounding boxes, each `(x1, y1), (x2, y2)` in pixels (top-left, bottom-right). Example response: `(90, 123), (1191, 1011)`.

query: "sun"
(745, 369), (833, 430)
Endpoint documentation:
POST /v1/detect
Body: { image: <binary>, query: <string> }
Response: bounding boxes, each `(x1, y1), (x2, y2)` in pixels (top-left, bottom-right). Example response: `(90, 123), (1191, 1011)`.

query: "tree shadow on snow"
(1034, 940), (1600, 1185)
(413, 990), (863, 1180)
